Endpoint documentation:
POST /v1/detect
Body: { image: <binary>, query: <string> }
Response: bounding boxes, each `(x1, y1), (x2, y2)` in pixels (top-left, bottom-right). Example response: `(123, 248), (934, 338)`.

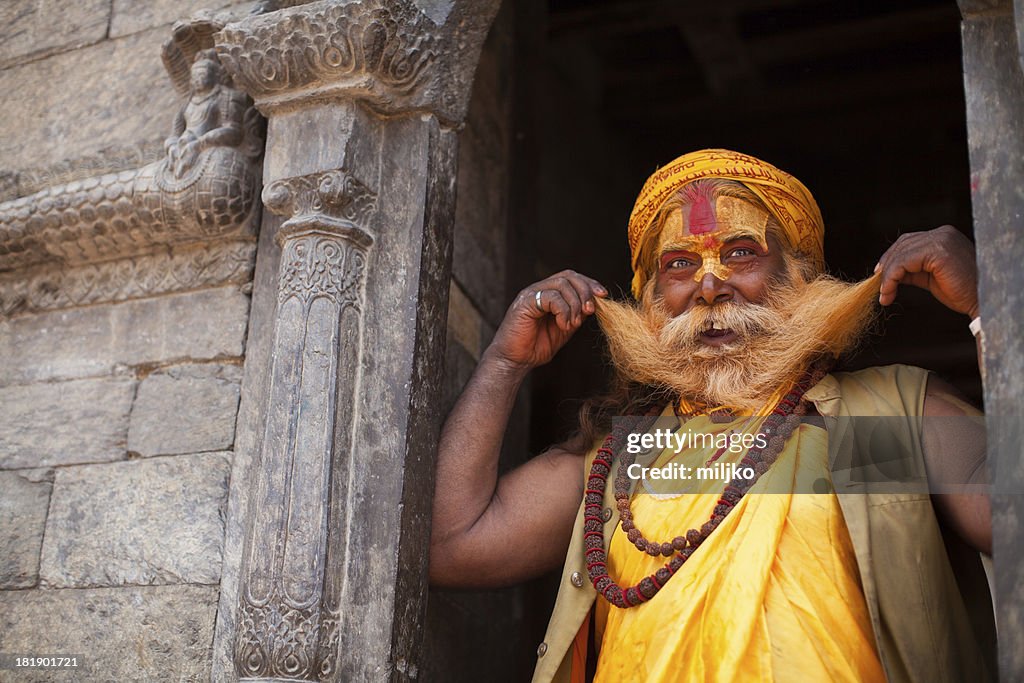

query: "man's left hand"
(875, 225), (979, 318)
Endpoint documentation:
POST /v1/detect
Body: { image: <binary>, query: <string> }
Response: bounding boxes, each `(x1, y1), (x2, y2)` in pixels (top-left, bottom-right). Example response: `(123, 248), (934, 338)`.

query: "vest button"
(602, 506), (613, 522)
(570, 571), (584, 588)
(537, 642), (548, 657)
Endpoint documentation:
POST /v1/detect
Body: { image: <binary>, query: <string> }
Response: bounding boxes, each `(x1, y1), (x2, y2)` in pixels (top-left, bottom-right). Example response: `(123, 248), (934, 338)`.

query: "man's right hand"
(489, 270), (608, 370)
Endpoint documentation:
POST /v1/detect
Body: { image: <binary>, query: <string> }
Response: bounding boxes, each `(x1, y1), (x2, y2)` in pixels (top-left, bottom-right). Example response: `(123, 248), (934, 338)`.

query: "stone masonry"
(0, 0), (516, 680)
(0, 1), (257, 680)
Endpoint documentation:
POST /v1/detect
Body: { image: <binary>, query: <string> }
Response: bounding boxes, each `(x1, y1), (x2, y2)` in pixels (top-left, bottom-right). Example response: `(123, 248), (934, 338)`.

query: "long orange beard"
(595, 265), (882, 413)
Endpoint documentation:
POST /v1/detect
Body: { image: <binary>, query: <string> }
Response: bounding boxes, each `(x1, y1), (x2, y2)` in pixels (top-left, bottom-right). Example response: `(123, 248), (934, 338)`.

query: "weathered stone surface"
(9, 141), (164, 202)
(957, 0), (1011, 18)
(0, 469), (53, 589)
(962, 11), (1024, 681)
(0, 241), (258, 318)
(215, 112), (464, 681)
(1018, 2), (1024, 76)
(110, 0), (245, 38)
(211, 205), (285, 683)
(0, 584), (218, 682)
(128, 363), (243, 457)
(215, 0), (501, 124)
(232, 167), (374, 679)
(0, 377), (135, 469)
(0, 286), (250, 385)
(0, 27), (179, 179)
(0, 54), (264, 273)
(212, 0), (501, 677)
(39, 453), (231, 587)
(451, 8), (513, 326)
(0, 0), (110, 69)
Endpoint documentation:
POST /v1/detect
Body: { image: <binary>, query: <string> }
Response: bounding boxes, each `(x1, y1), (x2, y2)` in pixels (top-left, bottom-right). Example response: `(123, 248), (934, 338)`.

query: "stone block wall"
(0, 293), (250, 681)
(0, 1), (251, 680)
(0, 0), (529, 680)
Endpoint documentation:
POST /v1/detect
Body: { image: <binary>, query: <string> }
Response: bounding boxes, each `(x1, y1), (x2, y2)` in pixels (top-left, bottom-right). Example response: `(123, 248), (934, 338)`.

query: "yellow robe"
(532, 366), (995, 683)
(594, 416), (885, 682)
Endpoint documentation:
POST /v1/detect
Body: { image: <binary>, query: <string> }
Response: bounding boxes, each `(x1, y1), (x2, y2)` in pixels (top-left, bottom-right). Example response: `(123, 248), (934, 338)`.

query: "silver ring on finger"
(535, 290), (544, 312)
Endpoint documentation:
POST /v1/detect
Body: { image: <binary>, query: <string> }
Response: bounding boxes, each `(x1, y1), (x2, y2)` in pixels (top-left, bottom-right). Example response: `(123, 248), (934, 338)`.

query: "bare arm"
(876, 225), (990, 553)
(922, 376), (990, 554)
(430, 271), (607, 588)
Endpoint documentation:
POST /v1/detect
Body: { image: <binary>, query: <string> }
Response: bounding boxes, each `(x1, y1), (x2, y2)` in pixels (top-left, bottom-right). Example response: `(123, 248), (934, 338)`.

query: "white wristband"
(969, 316), (982, 338)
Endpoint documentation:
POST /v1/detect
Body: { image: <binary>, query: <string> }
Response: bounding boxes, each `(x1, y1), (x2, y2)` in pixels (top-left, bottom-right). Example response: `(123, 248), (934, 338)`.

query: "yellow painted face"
(656, 196), (770, 282)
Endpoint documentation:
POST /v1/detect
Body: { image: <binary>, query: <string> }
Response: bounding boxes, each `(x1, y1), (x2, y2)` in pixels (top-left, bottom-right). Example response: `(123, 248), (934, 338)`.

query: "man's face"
(652, 195), (787, 348)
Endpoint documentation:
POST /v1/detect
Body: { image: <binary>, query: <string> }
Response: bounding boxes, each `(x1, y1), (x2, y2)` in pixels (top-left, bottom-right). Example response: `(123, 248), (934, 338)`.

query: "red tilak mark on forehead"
(687, 194), (716, 234)
(703, 236), (719, 249)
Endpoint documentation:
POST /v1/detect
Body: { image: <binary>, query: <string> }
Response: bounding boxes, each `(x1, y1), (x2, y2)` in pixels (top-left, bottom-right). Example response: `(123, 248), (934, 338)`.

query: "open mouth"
(699, 324), (737, 345)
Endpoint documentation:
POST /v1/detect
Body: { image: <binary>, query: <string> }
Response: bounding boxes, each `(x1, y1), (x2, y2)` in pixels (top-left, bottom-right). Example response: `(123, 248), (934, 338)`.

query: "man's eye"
(666, 258), (695, 269)
(726, 247), (756, 258)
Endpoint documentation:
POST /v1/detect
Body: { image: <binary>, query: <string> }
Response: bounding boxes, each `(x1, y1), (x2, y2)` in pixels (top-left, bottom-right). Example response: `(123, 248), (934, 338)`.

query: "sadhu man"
(430, 149), (994, 682)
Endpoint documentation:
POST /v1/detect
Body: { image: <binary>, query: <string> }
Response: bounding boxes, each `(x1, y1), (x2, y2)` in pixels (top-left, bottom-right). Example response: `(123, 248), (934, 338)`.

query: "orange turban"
(628, 149), (824, 298)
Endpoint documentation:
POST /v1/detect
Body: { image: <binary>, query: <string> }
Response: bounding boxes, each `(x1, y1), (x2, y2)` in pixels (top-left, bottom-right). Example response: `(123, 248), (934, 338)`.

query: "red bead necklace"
(584, 364), (826, 609)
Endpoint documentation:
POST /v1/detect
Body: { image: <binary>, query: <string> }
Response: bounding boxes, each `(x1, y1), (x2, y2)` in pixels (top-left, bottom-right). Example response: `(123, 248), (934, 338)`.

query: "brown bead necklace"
(584, 363), (827, 609)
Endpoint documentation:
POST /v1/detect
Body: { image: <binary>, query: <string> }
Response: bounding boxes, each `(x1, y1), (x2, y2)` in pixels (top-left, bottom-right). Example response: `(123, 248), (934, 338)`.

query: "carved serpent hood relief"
(0, 17), (264, 317)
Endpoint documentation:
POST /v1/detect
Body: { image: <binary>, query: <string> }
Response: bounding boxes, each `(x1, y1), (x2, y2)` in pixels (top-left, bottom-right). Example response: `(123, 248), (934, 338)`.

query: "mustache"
(658, 299), (784, 349)
(592, 267), (882, 412)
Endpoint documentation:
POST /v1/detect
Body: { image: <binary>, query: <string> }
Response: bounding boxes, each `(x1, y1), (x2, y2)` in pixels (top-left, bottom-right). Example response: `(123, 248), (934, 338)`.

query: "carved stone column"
(234, 170), (374, 680)
(959, 0), (1024, 679)
(210, 1), (500, 680)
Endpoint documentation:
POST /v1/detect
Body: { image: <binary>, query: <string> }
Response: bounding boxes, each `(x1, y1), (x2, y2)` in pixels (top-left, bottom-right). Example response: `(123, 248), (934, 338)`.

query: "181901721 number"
(17, 657), (78, 667)
(0, 655), (83, 669)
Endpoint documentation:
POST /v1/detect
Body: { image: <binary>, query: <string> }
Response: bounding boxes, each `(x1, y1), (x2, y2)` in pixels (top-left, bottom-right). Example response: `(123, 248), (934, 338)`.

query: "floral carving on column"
(215, 0), (496, 123)
(263, 169), (377, 239)
(234, 169), (376, 680)
(218, 0), (438, 94)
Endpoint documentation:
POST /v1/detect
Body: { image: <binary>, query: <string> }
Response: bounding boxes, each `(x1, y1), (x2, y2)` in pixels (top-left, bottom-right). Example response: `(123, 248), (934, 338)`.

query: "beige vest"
(531, 365), (996, 683)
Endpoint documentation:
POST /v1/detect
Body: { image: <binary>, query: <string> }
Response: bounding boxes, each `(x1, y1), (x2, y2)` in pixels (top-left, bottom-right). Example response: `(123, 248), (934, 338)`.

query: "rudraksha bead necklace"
(584, 363), (827, 609)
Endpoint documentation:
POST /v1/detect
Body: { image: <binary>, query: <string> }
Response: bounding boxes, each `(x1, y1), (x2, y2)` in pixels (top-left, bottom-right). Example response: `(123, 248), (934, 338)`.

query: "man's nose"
(696, 272), (731, 306)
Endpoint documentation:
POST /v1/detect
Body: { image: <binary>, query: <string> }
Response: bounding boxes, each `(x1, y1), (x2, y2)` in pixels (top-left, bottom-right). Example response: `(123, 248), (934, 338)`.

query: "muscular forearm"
(431, 348), (529, 548)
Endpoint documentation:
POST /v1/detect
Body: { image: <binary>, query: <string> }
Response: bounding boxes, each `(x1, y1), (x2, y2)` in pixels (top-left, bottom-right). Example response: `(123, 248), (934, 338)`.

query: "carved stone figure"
(0, 37), (262, 278)
(134, 45), (263, 241)
(0, 21), (264, 315)
(164, 49), (249, 180)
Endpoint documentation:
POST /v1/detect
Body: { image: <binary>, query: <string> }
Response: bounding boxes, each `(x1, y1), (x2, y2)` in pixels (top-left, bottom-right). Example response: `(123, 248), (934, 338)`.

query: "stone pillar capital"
(215, 0), (501, 125)
(263, 169), (377, 248)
